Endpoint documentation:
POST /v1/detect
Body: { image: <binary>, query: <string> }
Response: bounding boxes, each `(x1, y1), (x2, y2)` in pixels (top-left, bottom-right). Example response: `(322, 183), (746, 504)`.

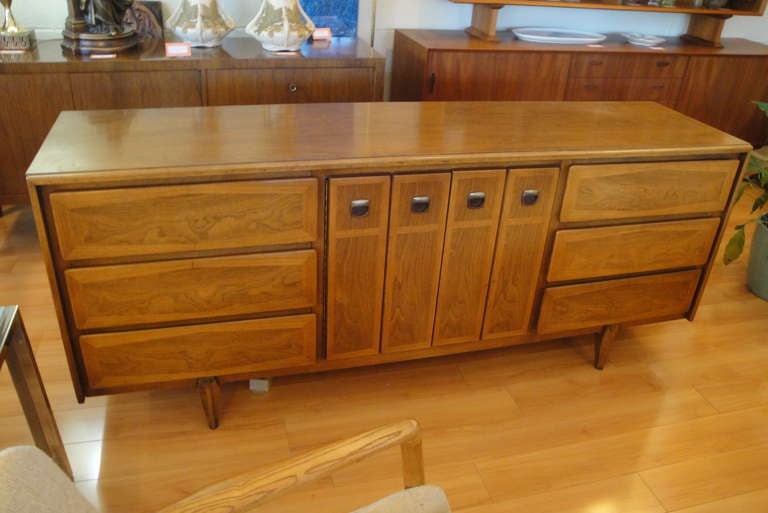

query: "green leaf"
(752, 192), (768, 213)
(723, 226), (746, 265)
(747, 156), (763, 172)
(759, 167), (768, 188)
(756, 101), (768, 116)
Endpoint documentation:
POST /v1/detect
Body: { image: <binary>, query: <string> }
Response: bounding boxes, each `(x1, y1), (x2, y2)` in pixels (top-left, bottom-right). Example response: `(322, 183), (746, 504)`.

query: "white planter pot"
(167, 0), (235, 48)
(246, 0), (315, 52)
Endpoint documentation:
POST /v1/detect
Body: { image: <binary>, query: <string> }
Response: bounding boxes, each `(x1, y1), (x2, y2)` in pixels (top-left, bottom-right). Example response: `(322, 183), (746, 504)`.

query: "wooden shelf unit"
(451, 0), (768, 46)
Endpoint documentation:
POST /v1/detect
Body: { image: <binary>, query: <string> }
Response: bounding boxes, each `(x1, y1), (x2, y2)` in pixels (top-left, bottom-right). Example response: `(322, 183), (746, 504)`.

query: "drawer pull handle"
(656, 61), (671, 68)
(288, 83), (299, 93)
(588, 60), (603, 66)
(411, 196), (431, 213)
(521, 189), (539, 206)
(350, 199), (370, 217)
(467, 191), (486, 209)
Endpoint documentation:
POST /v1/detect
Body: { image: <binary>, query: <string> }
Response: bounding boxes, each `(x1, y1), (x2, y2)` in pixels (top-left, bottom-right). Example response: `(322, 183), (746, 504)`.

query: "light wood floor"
(1, 198), (767, 513)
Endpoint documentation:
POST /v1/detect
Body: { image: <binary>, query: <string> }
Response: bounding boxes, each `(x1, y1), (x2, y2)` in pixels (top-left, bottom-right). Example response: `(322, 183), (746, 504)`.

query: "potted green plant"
(723, 101), (768, 300)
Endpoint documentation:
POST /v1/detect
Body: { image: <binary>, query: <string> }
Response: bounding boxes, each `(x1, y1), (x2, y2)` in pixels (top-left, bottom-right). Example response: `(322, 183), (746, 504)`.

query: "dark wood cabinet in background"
(0, 37), (384, 210)
(392, 29), (768, 147)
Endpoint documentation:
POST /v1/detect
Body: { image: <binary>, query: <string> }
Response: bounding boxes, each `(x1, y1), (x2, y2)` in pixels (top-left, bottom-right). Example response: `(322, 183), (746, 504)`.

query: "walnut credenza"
(391, 30), (768, 147)
(0, 37), (384, 211)
(27, 101), (750, 428)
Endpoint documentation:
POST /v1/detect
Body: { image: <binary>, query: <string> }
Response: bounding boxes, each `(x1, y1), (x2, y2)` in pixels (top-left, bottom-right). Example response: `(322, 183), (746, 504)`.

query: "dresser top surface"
(0, 37), (382, 72)
(27, 101), (750, 181)
(397, 29), (768, 56)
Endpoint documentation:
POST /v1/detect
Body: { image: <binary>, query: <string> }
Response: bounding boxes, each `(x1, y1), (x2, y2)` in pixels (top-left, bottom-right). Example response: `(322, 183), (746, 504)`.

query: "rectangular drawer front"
(538, 270), (701, 334)
(565, 78), (682, 107)
(570, 54), (687, 78)
(66, 250), (316, 330)
(81, 314), (316, 390)
(50, 179), (318, 261)
(206, 68), (375, 105)
(548, 218), (720, 282)
(561, 160), (739, 222)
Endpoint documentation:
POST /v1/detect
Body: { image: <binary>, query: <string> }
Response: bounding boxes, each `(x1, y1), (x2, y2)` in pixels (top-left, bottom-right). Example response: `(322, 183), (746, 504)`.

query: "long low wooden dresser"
(26, 101), (751, 427)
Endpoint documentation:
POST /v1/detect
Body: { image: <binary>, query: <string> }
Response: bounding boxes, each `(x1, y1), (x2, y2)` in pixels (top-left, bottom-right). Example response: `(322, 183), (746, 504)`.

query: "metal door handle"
(656, 61), (671, 68)
(350, 199), (370, 217)
(288, 83), (298, 93)
(521, 189), (539, 205)
(411, 196), (430, 213)
(467, 191), (486, 209)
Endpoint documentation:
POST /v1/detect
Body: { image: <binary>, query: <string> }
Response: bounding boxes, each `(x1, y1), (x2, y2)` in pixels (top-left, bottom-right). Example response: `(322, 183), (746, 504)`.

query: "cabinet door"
(0, 73), (74, 204)
(426, 52), (568, 101)
(676, 56), (768, 146)
(70, 71), (202, 110)
(206, 68), (376, 105)
(483, 168), (559, 339)
(434, 170), (505, 346)
(382, 173), (451, 352)
(326, 176), (390, 359)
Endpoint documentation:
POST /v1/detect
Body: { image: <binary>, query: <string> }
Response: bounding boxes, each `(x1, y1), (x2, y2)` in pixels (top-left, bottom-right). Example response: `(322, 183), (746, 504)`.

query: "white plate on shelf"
(511, 27), (607, 44)
(622, 32), (667, 46)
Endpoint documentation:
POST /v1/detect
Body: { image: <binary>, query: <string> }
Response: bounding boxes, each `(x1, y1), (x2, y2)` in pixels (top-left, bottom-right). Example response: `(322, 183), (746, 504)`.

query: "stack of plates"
(621, 33), (667, 46)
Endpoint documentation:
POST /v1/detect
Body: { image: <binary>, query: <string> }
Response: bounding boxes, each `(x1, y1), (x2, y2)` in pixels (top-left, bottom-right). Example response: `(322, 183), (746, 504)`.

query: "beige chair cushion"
(0, 446), (98, 513)
(350, 485), (451, 513)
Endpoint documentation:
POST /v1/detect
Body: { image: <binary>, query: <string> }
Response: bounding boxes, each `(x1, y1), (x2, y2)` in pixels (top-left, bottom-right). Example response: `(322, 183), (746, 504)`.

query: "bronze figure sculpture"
(63, 0), (138, 54)
(0, 0), (37, 50)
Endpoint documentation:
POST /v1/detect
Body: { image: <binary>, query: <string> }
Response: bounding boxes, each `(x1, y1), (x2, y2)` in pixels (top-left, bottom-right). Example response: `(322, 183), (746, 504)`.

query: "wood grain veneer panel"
(81, 314), (316, 389)
(483, 168), (558, 339)
(434, 170), (505, 346)
(50, 179), (318, 261)
(560, 160), (739, 223)
(0, 73), (74, 204)
(569, 54), (688, 78)
(206, 68), (376, 106)
(548, 218), (721, 282)
(66, 250), (317, 330)
(538, 270), (702, 334)
(70, 71), (202, 110)
(382, 173), (451, 352)
(676, 56), (768, 146)
(326, 176), (390, 359)
(426, 51), (569, 100)
(565, 78), (682, 107)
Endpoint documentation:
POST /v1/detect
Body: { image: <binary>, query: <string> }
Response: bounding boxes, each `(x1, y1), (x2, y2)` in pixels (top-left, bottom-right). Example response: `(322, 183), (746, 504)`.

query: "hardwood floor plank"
(455, 474), (665, 513)
(640, 445), (768, 511)
(670, 488), (768, 513)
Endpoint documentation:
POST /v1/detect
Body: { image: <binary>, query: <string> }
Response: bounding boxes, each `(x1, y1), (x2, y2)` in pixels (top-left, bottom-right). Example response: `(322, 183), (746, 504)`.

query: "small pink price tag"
(312, 27), (333, 40)
(165, 42), (192, 57)
(587, 44), (604, 48)
(90, 53), (117, 59)
(650, 46), (665, 50)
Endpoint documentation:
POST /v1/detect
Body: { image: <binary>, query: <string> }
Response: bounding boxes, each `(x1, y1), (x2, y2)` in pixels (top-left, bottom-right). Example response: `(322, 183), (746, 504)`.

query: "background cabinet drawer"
(570, 54), (688, 78)
(50, 179), (318, 261)
(81, 314), (316, 390)
(538, 270), (701, 334)
(565, 78), (682, 107)
(548, 218), (720, 282)
(206, 68), (376, 105)
(561, 160), (739, 222)
(66, 250), (317, 330)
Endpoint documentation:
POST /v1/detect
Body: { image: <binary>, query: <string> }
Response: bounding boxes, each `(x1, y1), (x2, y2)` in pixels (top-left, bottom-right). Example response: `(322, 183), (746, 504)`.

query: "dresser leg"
(594, 324), (620, 370)
(197, 377), (221, 430)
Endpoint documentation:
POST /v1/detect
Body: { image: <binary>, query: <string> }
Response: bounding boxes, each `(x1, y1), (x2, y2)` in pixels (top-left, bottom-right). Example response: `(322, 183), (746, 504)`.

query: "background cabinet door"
(483, 168), (559, 339)
(382, 173), (451, 352)
(326, 176), (390, 359)
(0, 74), (74, 204)
(434, 170), (505, 346)
(676, 56), (768, 146)
(426, 51), (569, 101)
(70, 71), (202, 110)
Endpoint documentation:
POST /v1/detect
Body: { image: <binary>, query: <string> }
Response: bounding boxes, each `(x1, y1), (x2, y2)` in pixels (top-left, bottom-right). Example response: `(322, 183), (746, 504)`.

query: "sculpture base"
(0, 29), (37, 51)
(62, 28), (139, 55)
